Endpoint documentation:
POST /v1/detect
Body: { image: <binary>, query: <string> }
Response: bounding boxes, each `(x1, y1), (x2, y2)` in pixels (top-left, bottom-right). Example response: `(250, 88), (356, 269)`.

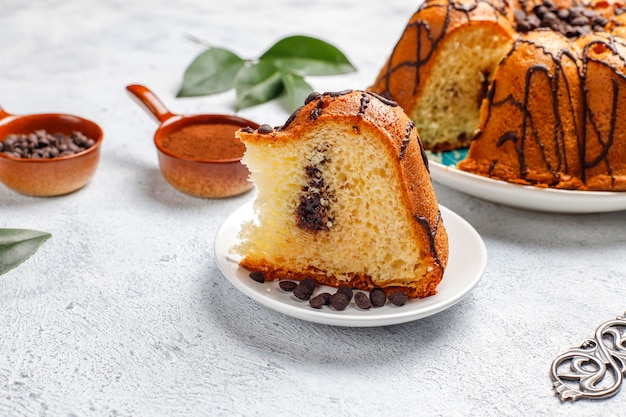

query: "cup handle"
(0, 106), (12, 120)
(126, 84), (176, 124)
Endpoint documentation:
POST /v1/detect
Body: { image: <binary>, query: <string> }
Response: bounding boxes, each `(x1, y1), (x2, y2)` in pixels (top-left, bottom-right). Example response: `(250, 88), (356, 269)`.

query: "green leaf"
(177, 47), (246, 97)
(234, 61), (284, 111)
(279, 70), (313, 112)
(259, 35), (356, 76)
(0, 229), (51, 275)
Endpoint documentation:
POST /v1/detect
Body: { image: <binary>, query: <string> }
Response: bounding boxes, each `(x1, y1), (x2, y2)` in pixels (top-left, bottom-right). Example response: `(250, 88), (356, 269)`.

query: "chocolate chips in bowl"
(1, 130), (96, 159)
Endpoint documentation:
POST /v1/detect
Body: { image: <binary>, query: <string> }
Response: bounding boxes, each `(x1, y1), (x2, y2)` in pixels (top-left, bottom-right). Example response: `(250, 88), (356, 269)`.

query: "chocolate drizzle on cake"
(417, 134), (431, 173)
(413, 210), (444, 269)
(330, 89), (353, 97)
(297, 144), (336, 232)
(358, 92), (371, 115)
(310, 99), (325, 121)
(367, 91), (398, 107)
(279, 106), (303, 131)
(305, 92), (322, 104)
(478, 34), (626, 188)
(399, 121), (415, 159)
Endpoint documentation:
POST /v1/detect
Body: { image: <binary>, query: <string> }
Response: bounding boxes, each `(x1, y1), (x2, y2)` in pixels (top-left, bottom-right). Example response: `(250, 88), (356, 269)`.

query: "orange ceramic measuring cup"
(0, 106), (103, 196)
(126, 84), (257, 198)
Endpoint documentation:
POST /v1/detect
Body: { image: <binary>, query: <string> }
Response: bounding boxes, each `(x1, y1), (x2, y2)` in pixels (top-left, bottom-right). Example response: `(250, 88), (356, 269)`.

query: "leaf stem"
(183, 33), (214, 49)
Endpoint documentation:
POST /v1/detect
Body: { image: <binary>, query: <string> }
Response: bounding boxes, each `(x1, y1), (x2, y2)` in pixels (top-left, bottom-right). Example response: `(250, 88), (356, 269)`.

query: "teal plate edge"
(426, 149), (468, 167)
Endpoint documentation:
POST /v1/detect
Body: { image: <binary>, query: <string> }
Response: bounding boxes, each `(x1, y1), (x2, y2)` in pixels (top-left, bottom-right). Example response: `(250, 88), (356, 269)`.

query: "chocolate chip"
(330, 293), (350, 311)
(240, 126), (254, 133)
(309, 292), (331, 309)
(557, 8), (570, 20)
(279, 281), (298, 291)
(543, 0), (556, 10)
(354, 292), (372, 309)
(300, 277), (317, 291)
(513, 9), (526, 23)
(540, 11), (557, 26)
(304, 92), (322, 104)
(336, 285), (353, 301)
(527, 14), (541, 27)
(533, 5), (548, 17)
(370, 288), (386, 307)
(582, 8), (597, 18)
(389, 292), (409, 306)
(593, 16), (608, 26)
(570, 15), (589, 26)
(257, 124), (274, 134)
(249, 271), (265, 283)
(294, 280), (315, 300)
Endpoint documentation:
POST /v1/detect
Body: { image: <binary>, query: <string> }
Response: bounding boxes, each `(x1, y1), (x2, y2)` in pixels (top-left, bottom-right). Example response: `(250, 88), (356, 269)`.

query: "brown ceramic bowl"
(0, 107), (103, 197)
(126, 84), (258, 198)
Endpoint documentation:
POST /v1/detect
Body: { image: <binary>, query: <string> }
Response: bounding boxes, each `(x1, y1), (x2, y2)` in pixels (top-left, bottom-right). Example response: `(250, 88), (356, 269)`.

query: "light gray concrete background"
(1, 0), (625, 416)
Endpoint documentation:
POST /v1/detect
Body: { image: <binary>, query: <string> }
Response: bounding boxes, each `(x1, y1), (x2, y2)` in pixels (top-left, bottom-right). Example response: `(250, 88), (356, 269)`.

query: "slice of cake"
(233, 90), (448, 298)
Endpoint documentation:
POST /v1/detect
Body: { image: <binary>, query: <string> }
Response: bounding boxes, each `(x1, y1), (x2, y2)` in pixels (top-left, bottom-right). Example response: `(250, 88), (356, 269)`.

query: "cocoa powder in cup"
(160, 123), (246, 161)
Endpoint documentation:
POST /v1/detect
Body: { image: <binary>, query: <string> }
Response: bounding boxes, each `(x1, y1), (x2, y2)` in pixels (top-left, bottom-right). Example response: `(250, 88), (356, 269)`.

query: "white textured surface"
(1, 0), (625, 416)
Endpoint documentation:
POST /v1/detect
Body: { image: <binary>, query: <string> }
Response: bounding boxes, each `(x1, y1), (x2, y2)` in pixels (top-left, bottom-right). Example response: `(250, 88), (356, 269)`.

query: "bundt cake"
(369, 0), (626, 191)
(233, 90), (448, 298)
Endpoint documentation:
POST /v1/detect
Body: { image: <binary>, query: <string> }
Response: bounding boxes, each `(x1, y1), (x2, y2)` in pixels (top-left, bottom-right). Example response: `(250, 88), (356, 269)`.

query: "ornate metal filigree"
(551, 311), (626, 402)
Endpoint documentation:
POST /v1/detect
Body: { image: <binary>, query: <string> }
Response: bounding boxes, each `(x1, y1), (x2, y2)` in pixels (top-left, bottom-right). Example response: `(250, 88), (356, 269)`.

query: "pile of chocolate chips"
(249, 272), (409, 311)
(514, 0), (609, 39)
(0, 130), (96, 159)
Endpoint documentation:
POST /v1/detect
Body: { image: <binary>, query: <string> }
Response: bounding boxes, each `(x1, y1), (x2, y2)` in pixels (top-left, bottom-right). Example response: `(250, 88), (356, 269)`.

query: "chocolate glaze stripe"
(580, 37), (626, 186)
(367, 91), (398, 107)
(523, 65), (562, 179)
(399, 121), (415, 159)
(310, 98), (324, 121)
(329, 89), (353, 97)
(583, 74), (618, 184)
(417, 133), (431, 173)
(413, 210), (444, 270)
(358, 91), (370, 116)
(305, 92), (322, 104)
(279, 105), (303, 131)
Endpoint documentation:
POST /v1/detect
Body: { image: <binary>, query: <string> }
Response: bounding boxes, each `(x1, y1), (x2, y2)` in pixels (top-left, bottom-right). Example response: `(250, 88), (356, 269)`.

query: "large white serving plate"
(214, 201), (487, 327)
(428, 150), (626, 214)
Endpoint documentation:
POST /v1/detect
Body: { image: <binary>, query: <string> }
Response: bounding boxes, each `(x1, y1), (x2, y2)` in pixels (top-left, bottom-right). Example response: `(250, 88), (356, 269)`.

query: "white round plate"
(214, 201), (487, 327)
(428, 150), (626, 214)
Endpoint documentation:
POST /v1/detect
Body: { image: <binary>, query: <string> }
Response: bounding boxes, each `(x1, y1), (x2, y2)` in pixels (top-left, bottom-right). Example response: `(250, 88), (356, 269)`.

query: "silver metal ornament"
(551, 311), (626, 402)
